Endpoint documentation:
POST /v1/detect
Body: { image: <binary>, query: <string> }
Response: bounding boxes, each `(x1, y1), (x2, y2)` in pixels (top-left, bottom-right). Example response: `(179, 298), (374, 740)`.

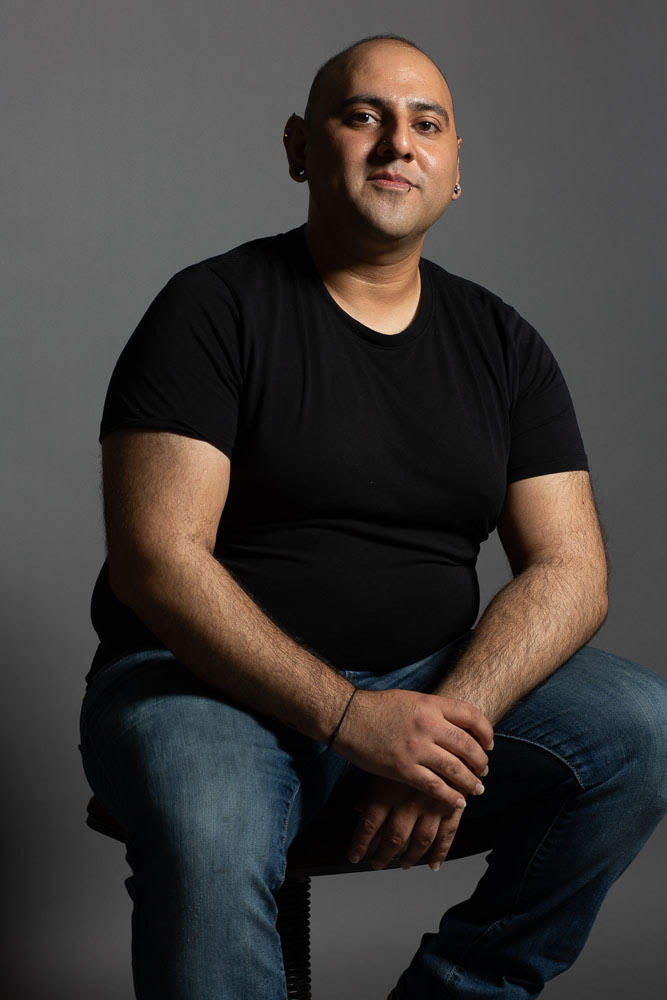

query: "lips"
(368, 172), (413, 191)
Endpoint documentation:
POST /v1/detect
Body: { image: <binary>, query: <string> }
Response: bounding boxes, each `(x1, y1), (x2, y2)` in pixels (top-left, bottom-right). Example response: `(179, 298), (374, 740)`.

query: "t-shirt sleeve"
(506, 309), (589, 483)
(99, 264), (242, 459)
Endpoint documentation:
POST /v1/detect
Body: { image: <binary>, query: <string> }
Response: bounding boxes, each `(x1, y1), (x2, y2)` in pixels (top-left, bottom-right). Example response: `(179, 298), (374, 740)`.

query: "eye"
(347, 111), (378, 125)
(415, 120), (440, 133)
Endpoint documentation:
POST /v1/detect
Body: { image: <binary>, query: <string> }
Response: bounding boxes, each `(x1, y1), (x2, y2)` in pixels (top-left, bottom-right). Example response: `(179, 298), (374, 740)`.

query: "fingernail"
(475, 782), (485, 795)
(430, 862), (441, 871)
(488, 739), (495, 750)
(481, 765), (489, 777)
(349, 853), (360, 864)
(456, 796), (466, 808)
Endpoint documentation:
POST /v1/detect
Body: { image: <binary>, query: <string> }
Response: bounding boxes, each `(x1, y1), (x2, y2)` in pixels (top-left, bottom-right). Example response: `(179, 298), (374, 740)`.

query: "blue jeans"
(79, 632), (667, 999)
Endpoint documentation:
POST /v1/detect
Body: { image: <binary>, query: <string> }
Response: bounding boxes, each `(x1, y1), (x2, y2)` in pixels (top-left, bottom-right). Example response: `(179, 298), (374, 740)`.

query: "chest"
(225, 303), (512, 542)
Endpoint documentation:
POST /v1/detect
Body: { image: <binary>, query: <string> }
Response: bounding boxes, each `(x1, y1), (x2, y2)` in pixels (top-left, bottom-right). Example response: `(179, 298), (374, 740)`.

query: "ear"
(283, 113), (309, 183)
(453, 134), (462, 199)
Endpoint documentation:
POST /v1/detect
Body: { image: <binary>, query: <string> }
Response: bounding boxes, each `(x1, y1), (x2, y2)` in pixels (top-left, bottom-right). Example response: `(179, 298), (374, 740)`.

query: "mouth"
(368, 172), (414, 192)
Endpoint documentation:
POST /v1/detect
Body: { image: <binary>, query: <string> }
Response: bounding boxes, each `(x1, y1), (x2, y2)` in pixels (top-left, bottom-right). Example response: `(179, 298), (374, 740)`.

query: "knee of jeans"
(590, 655), (667, 811)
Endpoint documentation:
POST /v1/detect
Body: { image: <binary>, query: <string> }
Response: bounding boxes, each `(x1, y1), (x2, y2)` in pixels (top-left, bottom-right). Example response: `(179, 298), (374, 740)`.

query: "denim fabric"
(79, 633), (667, 999)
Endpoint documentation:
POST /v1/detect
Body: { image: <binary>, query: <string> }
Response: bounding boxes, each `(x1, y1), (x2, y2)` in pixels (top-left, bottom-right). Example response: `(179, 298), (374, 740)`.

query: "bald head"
(304, 35), (453, 127)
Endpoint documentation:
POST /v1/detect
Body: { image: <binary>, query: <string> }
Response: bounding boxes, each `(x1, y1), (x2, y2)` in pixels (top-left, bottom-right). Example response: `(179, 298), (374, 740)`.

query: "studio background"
(4, 1), (665, 997)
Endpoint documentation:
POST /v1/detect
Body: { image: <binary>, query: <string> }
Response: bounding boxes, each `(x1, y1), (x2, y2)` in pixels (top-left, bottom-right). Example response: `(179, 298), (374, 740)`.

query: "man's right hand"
(333, 687), (493, 807)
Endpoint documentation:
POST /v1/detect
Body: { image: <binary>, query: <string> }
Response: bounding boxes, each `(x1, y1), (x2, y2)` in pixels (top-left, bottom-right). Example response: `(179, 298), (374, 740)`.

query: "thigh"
(79, 649), (338, 886)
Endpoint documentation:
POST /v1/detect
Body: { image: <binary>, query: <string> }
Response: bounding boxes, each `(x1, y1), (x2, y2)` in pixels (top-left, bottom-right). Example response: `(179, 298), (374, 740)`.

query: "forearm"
(434, 556), (608, 725)
(111, 545), (354, 744)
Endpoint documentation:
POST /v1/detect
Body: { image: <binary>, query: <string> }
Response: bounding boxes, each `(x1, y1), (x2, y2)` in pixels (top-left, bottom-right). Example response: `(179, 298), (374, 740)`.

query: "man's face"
(304, 41), (461, 247)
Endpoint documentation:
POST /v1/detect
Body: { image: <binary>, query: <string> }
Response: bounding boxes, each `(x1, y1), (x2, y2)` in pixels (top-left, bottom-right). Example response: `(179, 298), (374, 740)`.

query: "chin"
(359, 214), (427, 245)
(355, 198), (441, 243)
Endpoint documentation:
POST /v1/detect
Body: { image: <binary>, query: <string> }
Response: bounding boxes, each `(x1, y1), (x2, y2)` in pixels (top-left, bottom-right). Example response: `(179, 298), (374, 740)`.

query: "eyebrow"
(337, 94), (451, 126)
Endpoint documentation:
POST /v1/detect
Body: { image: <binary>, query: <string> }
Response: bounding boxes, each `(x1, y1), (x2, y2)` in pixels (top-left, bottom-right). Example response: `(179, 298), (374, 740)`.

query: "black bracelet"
(327, 685), (358, 750)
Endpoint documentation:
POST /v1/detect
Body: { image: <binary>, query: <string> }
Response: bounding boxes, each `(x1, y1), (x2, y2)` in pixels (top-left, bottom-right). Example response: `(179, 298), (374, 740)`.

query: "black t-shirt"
(88, 224), (588, 681)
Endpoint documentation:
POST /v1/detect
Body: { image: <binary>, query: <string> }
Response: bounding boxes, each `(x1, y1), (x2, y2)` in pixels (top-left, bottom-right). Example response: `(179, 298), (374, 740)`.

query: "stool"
(86, 788), (491, 999)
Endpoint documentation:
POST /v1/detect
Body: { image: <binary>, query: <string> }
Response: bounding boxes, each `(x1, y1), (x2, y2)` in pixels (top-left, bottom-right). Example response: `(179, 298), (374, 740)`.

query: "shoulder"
(166, 228), (302, 304)
(133, 229), (302, 331)
(421, 256), (549, 356)
(422, 257), (520, 326)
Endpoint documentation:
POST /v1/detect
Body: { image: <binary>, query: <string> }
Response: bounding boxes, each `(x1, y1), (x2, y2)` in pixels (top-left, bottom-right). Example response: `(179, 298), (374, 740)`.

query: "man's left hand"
(347, 774), (466, 871)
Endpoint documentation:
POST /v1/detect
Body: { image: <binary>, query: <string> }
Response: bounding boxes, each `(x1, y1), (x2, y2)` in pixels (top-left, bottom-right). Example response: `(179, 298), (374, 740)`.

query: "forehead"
(327, 41), (452, 109)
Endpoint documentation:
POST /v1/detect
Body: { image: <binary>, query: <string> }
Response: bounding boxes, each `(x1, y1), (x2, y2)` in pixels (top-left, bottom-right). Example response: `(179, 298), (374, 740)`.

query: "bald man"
(80, 34), (667, 1000)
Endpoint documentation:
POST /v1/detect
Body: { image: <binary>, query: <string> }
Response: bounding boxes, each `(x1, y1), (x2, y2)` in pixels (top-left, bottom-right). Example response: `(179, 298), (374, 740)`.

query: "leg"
(79, 649), (347, 1000)
(371, 643), (667, 999)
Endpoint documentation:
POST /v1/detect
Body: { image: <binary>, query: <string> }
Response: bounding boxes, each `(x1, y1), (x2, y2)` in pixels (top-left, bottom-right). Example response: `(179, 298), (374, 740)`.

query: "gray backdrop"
(4, 1), (665, 997)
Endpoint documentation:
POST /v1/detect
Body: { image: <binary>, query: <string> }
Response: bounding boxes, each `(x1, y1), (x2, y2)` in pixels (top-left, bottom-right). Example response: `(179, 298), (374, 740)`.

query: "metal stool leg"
(276, 874), (312, 1000)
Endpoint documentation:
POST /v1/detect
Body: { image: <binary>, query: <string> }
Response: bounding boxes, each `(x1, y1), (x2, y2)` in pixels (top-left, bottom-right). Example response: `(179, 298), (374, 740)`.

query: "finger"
(367, 812), (418, 870)
(439, 697), (494, 753)
(407, 764), (469, 809)
(428, 745), (487, 798)
(427, 809), (464, 870)
(396, 813), (441, 870)
(436, 718), (491, 778)
(347, 804), (391, 863)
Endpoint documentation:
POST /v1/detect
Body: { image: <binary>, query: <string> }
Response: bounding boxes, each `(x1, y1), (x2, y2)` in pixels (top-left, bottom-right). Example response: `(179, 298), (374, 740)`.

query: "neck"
(305, 215), (425, 330)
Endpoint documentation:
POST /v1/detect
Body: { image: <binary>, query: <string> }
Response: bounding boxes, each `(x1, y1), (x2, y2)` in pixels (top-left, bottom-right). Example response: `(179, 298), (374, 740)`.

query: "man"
(79, 34), (666, 1000)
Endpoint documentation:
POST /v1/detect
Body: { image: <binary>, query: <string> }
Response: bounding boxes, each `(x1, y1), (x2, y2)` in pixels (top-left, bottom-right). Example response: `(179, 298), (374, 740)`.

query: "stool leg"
(276, 875), (312, 1000)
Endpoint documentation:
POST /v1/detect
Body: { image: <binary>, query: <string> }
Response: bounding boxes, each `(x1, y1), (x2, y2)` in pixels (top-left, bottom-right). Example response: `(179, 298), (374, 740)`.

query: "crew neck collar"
(287, 224), (433, 350)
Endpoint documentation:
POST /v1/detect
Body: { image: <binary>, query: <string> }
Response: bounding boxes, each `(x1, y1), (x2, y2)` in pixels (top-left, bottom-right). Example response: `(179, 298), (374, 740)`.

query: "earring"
(453, 183), (461, 195)
(294, 165), (306, 177)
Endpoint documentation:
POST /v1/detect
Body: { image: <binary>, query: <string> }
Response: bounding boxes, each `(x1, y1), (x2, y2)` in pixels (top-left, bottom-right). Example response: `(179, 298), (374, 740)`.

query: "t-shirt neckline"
(288, 224), (433, 350)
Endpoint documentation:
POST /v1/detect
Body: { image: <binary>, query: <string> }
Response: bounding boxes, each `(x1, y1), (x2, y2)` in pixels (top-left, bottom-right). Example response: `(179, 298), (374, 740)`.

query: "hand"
(347, 774), (466, 871)
(333, 687), (493, 808)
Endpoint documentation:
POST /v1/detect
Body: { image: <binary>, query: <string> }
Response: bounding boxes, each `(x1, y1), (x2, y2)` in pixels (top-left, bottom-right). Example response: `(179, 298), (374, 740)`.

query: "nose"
(376, 116), (414, 160)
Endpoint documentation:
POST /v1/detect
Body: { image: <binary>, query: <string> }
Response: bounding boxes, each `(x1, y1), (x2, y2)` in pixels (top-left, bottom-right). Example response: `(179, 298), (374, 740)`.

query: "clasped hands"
(347, 772), (483, 871)
(336, 687), (493, 872)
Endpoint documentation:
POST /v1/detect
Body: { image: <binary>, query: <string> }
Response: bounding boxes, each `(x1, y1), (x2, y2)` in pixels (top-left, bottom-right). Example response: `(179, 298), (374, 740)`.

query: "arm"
(346, 469), (608, 871)
(433, 469), (608, 723)
(103, 428), (355, 744)
(104, 428), (491, 804)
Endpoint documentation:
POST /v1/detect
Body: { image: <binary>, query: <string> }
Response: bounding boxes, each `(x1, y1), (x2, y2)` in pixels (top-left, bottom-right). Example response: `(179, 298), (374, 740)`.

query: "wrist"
(327, 683), (358, 749)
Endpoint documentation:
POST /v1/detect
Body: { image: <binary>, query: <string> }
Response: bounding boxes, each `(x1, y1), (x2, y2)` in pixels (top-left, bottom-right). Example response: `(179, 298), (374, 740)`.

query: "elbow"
(588, 556), (609, 631)
(107, 537), (211, 609)
(596, 582), (609, 628)
(596, 550), (609, 625)
(593, 589), (609, 631)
